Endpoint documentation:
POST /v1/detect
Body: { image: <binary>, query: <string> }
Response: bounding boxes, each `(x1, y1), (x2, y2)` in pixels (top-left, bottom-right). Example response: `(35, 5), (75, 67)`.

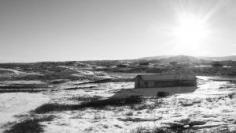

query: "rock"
(189, 120), (207, 127)
(179, 118), (190, 125)
(234, 120), (236, 124)
(179, 99), (200, 106)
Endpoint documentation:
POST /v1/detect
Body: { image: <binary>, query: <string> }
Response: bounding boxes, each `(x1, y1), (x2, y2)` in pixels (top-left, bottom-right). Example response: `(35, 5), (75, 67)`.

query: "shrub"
(156, 91), (169, 98)
(34, 95), (142, 114)
(4, 116), (54, 133)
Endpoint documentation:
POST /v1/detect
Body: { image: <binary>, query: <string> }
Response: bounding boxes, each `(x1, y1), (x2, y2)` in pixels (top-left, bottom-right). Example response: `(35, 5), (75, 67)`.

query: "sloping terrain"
(0, 61), (236, 133)
(36, 76), (236, 133)
(1, 75), (235, 133)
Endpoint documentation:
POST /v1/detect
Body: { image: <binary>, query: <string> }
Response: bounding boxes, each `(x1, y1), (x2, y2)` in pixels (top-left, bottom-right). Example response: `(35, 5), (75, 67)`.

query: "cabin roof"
(136, 73), (196, 81)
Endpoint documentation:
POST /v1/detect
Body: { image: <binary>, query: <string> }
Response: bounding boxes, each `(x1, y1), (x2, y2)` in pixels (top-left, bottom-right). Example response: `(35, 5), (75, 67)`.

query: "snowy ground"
(39, 76), (236, 133)
(0, 76), (236, 133)
(0, 93), (49, 132)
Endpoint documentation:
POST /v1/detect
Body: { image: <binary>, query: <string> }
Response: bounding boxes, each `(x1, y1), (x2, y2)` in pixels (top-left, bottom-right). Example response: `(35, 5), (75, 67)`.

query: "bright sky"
(0, 0), (235, 62)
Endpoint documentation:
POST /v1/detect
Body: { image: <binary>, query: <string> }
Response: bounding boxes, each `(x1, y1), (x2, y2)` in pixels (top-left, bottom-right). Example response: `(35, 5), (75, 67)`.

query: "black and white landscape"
(0, 0), (236, 133)
(0, 56), (236, 133)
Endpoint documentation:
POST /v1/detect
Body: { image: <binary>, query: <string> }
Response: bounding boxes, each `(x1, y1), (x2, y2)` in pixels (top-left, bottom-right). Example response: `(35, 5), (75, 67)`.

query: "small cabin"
(135, 73), (196, 88)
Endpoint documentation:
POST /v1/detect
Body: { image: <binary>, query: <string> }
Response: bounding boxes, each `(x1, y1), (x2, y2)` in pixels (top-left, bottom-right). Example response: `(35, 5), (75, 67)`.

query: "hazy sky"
(0, 0), (235, 62)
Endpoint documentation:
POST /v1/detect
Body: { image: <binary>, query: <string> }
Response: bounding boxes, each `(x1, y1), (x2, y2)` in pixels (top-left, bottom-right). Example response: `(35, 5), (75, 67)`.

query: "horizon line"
(0, 54), (236, 64)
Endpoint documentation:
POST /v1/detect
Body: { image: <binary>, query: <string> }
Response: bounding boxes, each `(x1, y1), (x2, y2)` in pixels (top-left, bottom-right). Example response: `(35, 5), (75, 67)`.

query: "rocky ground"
(38, 76), (236, 133)
(0, 63), (236, 133)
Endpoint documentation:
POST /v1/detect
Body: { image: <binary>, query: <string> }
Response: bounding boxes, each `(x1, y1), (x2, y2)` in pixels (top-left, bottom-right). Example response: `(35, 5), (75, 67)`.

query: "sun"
(174, 13), (208, 43)
(172, 13), (210, 56)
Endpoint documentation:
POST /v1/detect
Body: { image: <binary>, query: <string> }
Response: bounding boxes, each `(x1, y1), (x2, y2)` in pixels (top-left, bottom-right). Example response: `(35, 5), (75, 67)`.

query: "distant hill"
(136, 55), (236, 64)
(140, 55), (236, 62)
(201, 56), (236, 61)
(140, 55), (209, 64)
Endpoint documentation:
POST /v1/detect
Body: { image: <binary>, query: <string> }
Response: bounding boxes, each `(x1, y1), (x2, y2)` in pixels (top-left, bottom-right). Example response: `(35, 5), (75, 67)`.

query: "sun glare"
(172, 13), (210, 56)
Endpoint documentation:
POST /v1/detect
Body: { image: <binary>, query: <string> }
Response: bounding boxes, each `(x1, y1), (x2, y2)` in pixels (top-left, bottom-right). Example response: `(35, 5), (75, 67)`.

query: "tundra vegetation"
(0, 56), (236, 133)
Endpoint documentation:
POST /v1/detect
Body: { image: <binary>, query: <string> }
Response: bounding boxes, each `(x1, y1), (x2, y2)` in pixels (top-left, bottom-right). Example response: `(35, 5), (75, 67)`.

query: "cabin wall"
(152, 80), (196, 87)
(135, 80), (196, 88)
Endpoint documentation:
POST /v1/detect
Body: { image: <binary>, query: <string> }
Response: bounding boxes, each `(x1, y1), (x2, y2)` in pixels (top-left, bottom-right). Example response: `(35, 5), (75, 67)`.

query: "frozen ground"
(38, 76), (236, 133)
(0, 93), (49, 132)
(0, 76), (236, 133)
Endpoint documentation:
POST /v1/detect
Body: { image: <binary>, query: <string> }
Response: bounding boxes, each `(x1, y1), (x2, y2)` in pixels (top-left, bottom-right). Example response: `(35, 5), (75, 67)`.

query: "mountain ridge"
(140, 55), (236, 61)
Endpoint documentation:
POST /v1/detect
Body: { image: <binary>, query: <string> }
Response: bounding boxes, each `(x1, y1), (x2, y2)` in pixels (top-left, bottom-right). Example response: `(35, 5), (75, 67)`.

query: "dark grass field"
(34, 95), (142, 114)
(4, 116), (54, 133)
